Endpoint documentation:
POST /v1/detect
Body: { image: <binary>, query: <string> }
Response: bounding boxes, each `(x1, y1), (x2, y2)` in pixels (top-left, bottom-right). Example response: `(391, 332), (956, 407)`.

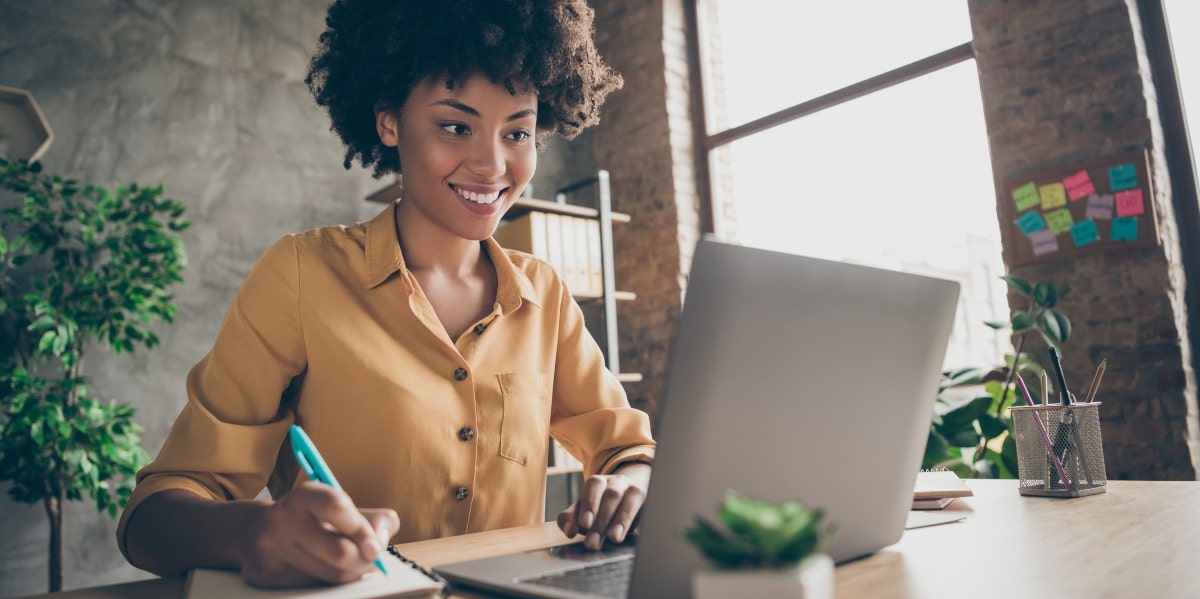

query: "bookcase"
(364, 170), (638, 483)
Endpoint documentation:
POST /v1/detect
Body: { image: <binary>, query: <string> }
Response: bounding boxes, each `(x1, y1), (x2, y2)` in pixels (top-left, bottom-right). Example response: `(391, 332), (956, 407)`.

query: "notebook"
(912, 470), (974, 509)
(434, 237), (960, 598)
(185, 547), (444, 599)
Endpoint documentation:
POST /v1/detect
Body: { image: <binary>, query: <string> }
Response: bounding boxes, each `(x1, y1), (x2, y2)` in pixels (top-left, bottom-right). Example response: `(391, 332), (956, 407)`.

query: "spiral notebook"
(185, 547), (444, 599)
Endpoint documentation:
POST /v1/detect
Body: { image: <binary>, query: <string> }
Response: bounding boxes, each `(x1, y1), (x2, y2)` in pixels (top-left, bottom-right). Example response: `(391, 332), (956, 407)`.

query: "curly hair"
(305, 0), (623, 177)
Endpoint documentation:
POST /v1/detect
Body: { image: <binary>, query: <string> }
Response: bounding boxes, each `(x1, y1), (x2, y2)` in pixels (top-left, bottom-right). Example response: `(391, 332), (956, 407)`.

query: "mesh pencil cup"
(1010, 402), (1107, 497)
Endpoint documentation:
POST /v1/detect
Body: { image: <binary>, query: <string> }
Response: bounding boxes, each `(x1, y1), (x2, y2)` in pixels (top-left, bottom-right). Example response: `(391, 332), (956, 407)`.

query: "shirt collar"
(363, 201), (540, 311)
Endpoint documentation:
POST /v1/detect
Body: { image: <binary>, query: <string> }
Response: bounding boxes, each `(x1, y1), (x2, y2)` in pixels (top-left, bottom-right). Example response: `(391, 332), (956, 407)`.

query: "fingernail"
(610, 524), (624, 543)
(580, 511), (593, 530)
(377, 526), (391, 546)
(586, 532), (601, 549)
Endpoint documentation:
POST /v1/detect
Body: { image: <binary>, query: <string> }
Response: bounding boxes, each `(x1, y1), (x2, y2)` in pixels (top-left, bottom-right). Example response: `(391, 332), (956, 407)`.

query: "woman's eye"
(508, 130), (531, 142)
(440, 123), (469, 136)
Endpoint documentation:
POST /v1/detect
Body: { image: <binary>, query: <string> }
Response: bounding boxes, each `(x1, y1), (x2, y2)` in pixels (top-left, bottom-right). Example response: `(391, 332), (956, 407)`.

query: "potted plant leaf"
(0, 154), (189, 591)
(923, 275), (1071, 478)
(680, 490), (836, 599)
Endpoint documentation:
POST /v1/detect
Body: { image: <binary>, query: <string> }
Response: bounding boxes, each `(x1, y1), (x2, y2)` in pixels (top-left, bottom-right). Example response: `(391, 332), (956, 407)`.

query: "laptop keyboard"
(520, 557), (633, 598)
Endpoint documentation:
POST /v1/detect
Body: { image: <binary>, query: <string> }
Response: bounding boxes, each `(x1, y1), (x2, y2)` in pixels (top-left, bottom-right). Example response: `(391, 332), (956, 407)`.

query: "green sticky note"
(1070, 220), (1099, 247)
(1109, 163), (1138, 191)
(1013, 182), (1040, 211)
(1045, 208), (1075, 234)
(1111, 216), (1139, 241)
(1039, 182), (1068, 210)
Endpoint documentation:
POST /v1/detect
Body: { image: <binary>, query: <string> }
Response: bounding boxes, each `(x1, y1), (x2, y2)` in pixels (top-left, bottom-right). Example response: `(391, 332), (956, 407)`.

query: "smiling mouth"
(451, 185), (505, 205)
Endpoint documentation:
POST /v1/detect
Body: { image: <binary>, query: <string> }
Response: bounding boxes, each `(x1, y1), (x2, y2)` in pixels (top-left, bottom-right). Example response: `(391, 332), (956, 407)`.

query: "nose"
(466, 137), (505, 179)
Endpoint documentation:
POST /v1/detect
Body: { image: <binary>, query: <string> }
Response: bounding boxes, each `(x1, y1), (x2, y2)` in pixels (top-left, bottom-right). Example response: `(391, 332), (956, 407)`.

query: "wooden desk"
(23, 480), (1200, 598)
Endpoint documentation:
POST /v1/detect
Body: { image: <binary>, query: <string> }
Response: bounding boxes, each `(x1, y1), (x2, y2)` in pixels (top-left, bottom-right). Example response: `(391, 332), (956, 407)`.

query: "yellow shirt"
(116, 202), (655, 557)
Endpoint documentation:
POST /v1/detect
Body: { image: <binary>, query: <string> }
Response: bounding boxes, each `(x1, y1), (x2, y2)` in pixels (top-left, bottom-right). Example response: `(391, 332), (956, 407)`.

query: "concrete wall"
(0, 2), (625, 595)
(968, 0), (1198, 479)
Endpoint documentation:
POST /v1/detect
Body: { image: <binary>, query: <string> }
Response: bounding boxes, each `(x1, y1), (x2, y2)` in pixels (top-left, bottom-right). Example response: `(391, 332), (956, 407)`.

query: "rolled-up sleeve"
(547, 280), (655, 477)
(116, 236), (307, 558)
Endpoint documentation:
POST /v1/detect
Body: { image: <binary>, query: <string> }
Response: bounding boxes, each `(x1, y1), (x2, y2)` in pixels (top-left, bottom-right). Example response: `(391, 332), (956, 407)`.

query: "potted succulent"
(680, 490), (836, 599)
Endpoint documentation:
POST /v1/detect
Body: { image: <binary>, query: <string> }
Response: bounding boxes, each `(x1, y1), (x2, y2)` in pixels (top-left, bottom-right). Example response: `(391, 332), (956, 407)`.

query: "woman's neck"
(394, 200), (486, 277)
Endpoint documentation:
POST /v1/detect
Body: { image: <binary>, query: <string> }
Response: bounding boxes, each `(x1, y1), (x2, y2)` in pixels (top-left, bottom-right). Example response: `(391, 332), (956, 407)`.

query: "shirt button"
(458, 426), (475, 442)
(453, 367), (468, 381)
(473, 323), (487, 335)
(455, 487), (470, 501)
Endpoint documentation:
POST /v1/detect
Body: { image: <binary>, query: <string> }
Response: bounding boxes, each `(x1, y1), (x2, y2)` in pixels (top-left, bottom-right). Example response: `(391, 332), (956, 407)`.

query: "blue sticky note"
(1111, 216), (1139, 242)
(1109, 163), (1138, 191)
(1070, 220), (1100, 247)
(1016, 210), (1047, 235)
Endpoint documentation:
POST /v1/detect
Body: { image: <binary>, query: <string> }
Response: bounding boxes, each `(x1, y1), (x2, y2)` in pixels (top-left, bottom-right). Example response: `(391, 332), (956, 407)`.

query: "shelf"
(617, 372), (643, 383)
(506, 197), (631, 224)
(546, 464), (584, 476)
(362, 181), (630, 223)
(574, 290), (636, 303)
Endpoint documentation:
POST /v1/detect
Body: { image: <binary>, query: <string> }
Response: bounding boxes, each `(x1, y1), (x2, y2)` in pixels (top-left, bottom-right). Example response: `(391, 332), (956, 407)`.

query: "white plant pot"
(692, 553), (834, 599)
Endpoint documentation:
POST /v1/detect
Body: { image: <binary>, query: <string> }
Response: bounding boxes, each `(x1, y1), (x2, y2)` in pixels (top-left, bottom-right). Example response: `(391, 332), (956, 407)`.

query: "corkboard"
(1000, 149), (1160, 267)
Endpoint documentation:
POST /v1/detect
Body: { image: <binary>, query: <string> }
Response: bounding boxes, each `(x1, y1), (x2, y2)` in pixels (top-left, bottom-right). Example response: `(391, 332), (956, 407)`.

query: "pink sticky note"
(1115, 189), (1145, 217)
(1063, 170), (1096, 201)
(1029, 228), (1059, 256)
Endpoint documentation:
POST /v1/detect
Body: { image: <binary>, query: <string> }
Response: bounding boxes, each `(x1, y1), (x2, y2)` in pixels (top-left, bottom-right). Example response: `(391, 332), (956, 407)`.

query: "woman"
(118, 0), (654, 587)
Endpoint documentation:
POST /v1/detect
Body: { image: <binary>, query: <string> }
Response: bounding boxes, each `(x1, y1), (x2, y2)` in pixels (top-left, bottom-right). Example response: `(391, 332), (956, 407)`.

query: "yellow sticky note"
(1045, 207), (1074, 234)
(1039, 183), (1068, 210)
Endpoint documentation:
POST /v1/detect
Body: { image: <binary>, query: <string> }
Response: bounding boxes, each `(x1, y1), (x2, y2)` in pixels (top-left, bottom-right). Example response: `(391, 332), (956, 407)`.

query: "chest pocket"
(496, 372), (551, 465)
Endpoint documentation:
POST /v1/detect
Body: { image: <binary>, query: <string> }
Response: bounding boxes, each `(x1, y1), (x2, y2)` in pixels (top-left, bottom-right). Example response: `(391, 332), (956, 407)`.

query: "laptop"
(434, 237), (960, 598)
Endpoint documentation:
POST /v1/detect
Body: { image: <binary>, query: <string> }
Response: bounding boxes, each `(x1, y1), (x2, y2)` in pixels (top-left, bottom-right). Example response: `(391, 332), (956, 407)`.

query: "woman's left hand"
(556, 462), (652, 550)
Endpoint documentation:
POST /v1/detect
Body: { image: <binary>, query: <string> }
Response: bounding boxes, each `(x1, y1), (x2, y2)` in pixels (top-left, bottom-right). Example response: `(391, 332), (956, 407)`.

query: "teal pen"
(289, 424), (389, 575)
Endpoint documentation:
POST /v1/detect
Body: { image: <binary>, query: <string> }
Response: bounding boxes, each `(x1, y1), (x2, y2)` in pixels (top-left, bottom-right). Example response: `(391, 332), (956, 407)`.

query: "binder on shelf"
(586, 219), (603, 295)
(571, 218), (590, 297)
(544, 213), (565, 284)
(493, 211), (549, 261)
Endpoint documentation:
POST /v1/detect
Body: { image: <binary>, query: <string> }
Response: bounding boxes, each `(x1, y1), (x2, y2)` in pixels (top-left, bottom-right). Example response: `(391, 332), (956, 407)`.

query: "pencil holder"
(1010, 402), (1107, 497)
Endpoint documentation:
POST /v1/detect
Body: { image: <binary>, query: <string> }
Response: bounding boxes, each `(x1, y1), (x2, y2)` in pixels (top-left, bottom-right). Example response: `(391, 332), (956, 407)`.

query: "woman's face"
(378, 73), (538, 242)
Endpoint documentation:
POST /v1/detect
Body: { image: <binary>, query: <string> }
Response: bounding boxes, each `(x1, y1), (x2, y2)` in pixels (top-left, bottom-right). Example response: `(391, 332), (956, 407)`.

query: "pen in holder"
(1011, 402), (1107, 497)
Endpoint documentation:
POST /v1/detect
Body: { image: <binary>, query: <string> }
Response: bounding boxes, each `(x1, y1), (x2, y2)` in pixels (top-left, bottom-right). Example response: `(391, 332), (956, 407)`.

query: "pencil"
(1084, 358), (1107, 403)
(1049, 347), (1072, 405)
(1041, 370), (1051, 405)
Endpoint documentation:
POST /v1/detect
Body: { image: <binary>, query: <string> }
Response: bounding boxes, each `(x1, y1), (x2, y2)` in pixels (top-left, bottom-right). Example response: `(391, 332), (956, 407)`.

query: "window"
(696, 1), (1009, 369)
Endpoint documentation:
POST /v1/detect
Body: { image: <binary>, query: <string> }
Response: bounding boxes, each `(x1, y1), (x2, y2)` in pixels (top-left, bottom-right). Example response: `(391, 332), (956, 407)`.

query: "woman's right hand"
(238, 481), (399, 588)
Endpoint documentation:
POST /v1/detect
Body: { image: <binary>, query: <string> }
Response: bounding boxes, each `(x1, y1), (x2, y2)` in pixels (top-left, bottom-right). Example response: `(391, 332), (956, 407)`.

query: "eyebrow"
(432, 99), (536, 122)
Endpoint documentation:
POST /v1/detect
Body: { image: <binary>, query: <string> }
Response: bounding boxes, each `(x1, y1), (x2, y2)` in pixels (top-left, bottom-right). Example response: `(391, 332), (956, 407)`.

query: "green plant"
(0, 154), (189, 591)
(923, 275), (1071, 478)
(679, 490), (835, 569)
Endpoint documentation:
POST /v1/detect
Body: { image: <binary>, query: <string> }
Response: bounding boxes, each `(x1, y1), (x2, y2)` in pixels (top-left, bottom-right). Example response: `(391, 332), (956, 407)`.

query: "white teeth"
(457, 187), (501, 204)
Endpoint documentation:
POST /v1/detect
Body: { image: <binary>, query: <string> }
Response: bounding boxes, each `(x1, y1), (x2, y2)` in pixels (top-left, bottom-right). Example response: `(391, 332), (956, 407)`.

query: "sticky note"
(1086, 193), (1114, 220)
(1044, 207), (1075, 234)
(1111, 217), (1139, 242)
(1015, 210), (1048, 235)
(1115, 189), (1145, 216)
(1039, 182), (1068, 210)
(1070, 220), (1100, 247)
(1030, 228), (1059, 256)
(1109, 163), (1138, 191)
(1063, 170), (1096, 201)
(1013, 182), (1040, 211)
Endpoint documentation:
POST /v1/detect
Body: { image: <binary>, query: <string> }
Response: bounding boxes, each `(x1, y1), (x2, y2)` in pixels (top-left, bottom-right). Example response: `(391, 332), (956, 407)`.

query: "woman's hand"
(556, 462), (652, 550)
(238, 481), (399, 588)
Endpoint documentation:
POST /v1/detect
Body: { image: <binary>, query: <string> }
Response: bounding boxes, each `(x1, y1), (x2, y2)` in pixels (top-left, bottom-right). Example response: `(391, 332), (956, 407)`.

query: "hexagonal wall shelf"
(0, 84), (54, 161)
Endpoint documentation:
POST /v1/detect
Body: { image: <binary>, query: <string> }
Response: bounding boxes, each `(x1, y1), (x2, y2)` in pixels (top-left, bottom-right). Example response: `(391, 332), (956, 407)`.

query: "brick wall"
(592, 0), (704, 425)
(968, 0), (1198, 479)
